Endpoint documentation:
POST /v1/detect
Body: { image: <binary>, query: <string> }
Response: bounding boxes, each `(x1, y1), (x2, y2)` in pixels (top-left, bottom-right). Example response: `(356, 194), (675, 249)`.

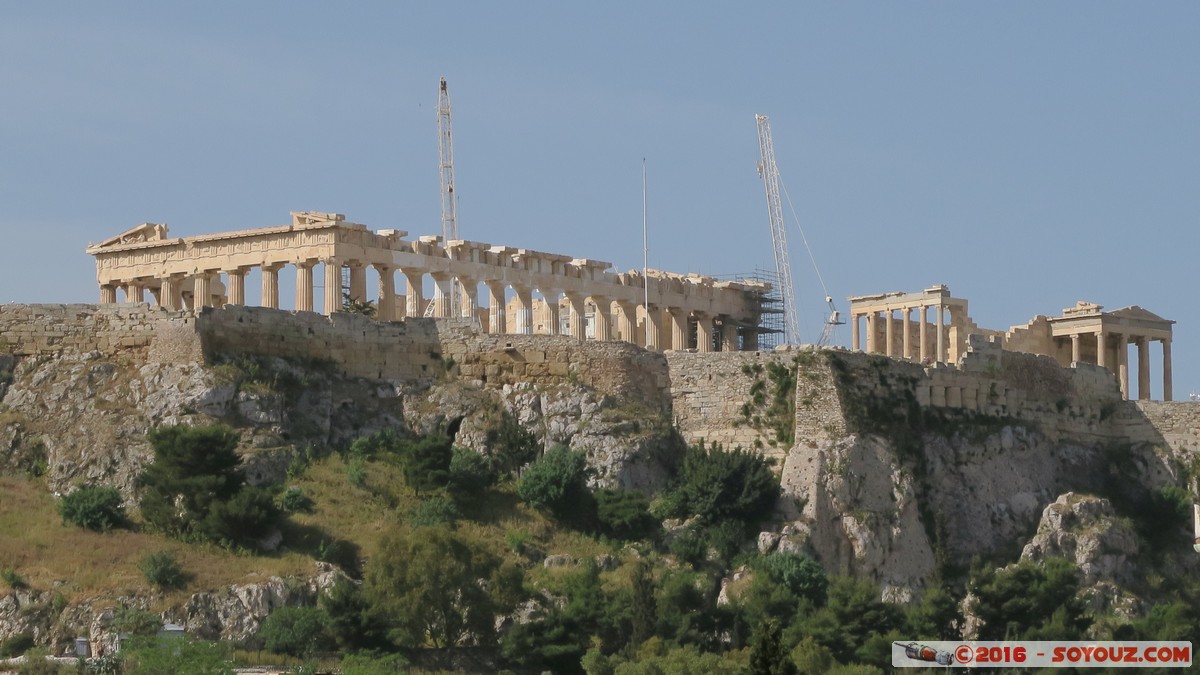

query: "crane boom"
(755, 114), (801, 346)
(435, 77), (459, 318)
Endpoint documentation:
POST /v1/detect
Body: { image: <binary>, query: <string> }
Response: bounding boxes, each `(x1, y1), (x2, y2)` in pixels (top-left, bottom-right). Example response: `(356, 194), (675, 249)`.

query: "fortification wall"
(0, 303), (202, 364)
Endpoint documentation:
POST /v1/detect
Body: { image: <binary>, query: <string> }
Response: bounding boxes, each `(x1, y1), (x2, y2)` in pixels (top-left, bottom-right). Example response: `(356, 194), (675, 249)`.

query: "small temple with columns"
(86, 211), (770, 353)
(848, 285), (1175, 401)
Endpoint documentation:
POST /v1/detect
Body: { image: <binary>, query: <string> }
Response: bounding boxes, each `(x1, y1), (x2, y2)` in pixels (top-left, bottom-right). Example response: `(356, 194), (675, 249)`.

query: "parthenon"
(86, 211), (770, 352)
(849, 285), (1175, 401)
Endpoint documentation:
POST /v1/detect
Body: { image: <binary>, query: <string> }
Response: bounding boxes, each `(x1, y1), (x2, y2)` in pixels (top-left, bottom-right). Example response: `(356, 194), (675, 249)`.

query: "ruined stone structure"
(849, 285), (1175, 401)
(85, 211), (769, 352)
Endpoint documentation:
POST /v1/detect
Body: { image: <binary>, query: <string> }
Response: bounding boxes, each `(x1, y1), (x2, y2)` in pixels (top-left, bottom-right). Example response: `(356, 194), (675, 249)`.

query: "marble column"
(851, 312), (861, 351)
(669, 308), (689, 350)
(1117, 334), (1129, 400)
(459, 278), (479, 321)
(720, 318), (738, 352)
(322, 259), (341, 316)
(1137, 337), (1151, 401)
(616, 301), (638, 345)
(159, 277), (178, 311)
(564, 292), (588, 340)
(513, 286), (533, 334)
(261, 264), (281, 309)
(1096, 332), (1108, 369)
(193, 272), (213, 310)
(884, 309), (895, 357)
(695, 312), (714, 353)
(1163, 338), (1173, 401)
(543, 291), (562, 335)
(431, 274), (454, 318)
(348, 262), (367, 303)
(591, 297), (612, 341)
(100, 284), (117, 304)
(1070, 334), (1081, 363)
(936, 305), (946, 363)
(743, 329), (759, 352)
(376, 265), (395, 321)
(644, 305), (663, 351)
(124, 282), (143, 304)
(226, 268), (246, 306)
(865, 312), (876, 353)
(404, 270), (425, 318)
(485, 281), (506, 334)
(295, 262), (314, 312)
(902, 308), (912, 359)
(919, 305), (929, 362)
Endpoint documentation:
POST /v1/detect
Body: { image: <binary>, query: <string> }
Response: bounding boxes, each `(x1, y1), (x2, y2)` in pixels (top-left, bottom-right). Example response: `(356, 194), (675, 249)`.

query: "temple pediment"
(1106, 305), (1174, 325)
(87, 223), (169, 252)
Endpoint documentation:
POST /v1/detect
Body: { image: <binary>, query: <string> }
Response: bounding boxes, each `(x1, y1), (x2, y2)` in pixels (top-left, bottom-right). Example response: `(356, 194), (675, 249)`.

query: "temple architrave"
(86, 211), (770, 352)
(849, 285), (1175, 401)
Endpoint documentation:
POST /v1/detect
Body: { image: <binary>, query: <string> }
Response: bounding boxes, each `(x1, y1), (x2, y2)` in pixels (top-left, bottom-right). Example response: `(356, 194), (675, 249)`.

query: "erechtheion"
(86, 211), (770, 352)
(849, 285), (1175, 401)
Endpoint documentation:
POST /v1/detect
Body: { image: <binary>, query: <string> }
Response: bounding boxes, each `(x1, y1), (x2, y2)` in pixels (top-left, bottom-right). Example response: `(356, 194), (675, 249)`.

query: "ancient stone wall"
(0, 303), (202, 364)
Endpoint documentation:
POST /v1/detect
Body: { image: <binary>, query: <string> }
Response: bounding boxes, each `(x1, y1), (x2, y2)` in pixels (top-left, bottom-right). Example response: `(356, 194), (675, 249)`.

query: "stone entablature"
(848, 286), (1175, 401)
(86, 211), (768, 353)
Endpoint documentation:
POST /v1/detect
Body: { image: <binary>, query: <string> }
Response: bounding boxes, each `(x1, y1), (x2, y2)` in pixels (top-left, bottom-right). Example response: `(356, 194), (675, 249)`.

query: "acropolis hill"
(1, 210), (1198, 613)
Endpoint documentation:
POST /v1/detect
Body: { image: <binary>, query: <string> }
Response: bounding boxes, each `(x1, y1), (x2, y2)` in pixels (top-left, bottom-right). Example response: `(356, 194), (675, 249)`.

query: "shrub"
(447, 446), (496, 496)
(260, 606), (334, 658)
(659, 442), (780, 526)
(487, 414), (540, 476)
(757, 551), (829, 606)
(199, 486), (280, 547)
(397, 434), (453, 495)
(0, 633), (34, 658)
(139, 551), (186, 590)
(279, 486), (314, 513)
(346, 458), (367, 488)
(59, 486), (125, 532)
(111, 605), (162, 636)
(517, 445), (592, 523)
(1, 568), (27, 589)
(595, 489), (659, 541)
(408, 496), (461, 527)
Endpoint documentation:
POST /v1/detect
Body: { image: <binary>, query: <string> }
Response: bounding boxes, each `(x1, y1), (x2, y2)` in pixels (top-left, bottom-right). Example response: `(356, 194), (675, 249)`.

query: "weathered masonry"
(849, 285), (1175, 401)
(86, 211), (770, 352)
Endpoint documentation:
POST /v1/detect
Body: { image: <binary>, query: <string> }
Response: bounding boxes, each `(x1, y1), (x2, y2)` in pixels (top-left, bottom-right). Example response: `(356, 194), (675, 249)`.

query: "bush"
(397, 434), (453, 495)
(59, 486), (125, 532)
(447, 446), (496, 496)
(517, 445), (592, 522)
(757, 552), (829, 606)
(138, 424), (280, 549)
(595, 489), (659, 541)
(0, 633), (34, 658)
(139, 551), (186, 590)
(1, 568), (27, 589)
(346, 458), (367, 488)
(659, 442), (780, 526)
(408, 496), (461, 527)
(279, 486), (314, 513)
(111, 605), (162, 636)
(487, 414), (540, 476)
(260, 606), (334, 658)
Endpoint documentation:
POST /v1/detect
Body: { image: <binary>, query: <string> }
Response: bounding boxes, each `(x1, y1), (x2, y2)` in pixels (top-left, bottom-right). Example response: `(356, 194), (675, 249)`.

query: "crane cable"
(778, 179), (832, 303)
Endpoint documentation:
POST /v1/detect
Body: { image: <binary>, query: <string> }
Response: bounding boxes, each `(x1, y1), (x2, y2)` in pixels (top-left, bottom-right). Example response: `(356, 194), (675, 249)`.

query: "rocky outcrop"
(1021, 493), (1139, 585)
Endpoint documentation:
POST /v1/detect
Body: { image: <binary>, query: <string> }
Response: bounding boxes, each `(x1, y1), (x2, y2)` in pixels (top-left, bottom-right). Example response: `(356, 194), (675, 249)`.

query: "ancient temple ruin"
(86, 211), (770, 352)
(849, 285), (1175, 401)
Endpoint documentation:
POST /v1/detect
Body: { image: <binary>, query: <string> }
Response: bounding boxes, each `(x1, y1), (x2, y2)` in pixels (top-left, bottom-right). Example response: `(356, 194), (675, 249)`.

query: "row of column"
(101, 259), (759, 352)
(1070, 331), (1172, 401)
(850, 304), (959, 364)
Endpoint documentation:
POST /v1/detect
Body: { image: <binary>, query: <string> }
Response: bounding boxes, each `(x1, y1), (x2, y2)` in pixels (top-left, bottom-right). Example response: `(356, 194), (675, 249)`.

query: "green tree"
(139, 551), (186, 590)
(595, 489), (659, 541)
(260, 606), (334, 658)
(748, 619), (798, 675)
(969, 557), (1089, 640)
(659, 442), (779, 526)
(137, 425), (279, 548)
(59, 486), (125, 532)
(630, 560), (657, 649)
(517, 445), (593, 523)
(904, 585), (961, 639)
(796, 577), (902, 666)
(757, 552), (828, 606)
(367, 525), (519, 649)
(486, 413), (540, 476)
(447, 446), (496, 497)
(321, 578), (389, 651)
(398, 434), (453, 496)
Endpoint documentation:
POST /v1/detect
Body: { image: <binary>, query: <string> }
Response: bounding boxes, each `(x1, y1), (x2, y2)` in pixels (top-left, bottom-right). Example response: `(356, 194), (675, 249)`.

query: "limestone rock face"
(1021, 493), (1139, 585)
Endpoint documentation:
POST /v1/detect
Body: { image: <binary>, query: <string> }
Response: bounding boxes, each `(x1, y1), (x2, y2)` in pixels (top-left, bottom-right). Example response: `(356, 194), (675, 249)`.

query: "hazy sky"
(2, 3), (1197, 396)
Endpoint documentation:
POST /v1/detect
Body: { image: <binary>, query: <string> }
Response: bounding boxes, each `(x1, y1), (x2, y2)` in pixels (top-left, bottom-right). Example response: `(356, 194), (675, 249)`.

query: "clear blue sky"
(2, 3), (1197, 397)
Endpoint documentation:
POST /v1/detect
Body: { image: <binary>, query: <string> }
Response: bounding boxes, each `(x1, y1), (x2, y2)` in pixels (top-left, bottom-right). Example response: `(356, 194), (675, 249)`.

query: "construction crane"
(755, 114), (801, 346)
(431, 77), (459, 318)
(755, 114), (844, 347)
